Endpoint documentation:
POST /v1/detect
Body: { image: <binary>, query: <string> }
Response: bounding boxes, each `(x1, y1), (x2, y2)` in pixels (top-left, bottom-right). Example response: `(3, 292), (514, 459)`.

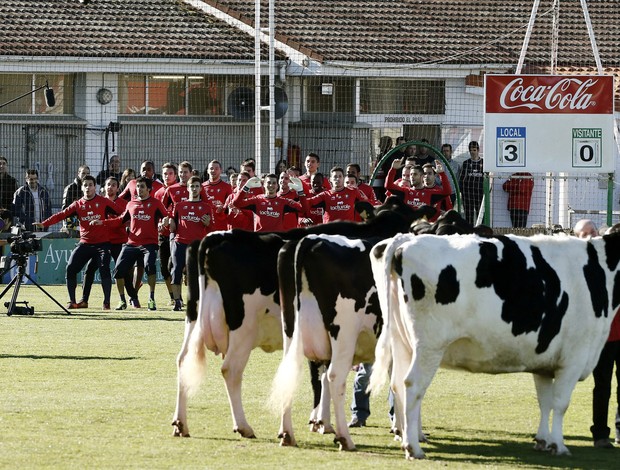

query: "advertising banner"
(484, 75), (615, 173)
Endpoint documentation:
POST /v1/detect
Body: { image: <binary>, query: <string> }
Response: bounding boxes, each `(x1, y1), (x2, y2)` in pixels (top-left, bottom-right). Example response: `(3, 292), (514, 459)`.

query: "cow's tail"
(369, 234), (409, 397)
(269, 241), (310, 414)
(269, 318), (305, 413)
(178, 238), (215, 397)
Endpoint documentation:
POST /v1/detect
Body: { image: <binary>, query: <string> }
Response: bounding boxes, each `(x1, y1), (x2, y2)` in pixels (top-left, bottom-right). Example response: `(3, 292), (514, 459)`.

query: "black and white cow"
(172, 197), (424, 439)
(272, 206), (440, 450)
(369, 231), (620, 459)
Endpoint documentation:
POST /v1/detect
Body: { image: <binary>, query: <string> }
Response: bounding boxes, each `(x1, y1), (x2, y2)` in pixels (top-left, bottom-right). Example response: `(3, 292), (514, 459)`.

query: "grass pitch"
(0, 285), (617, 469)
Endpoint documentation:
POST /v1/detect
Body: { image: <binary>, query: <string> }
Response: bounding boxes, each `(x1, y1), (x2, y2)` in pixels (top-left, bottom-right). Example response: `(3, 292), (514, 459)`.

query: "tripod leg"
(22, 274), (71, 315)
(0, 272), (19, 300)
(5, 273), (23, 317)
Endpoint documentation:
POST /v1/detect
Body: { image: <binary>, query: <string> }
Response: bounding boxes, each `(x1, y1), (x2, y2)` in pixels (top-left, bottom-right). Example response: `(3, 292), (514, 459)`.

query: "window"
(304, 77), (354, 113)
(360, 79), (445, 114)
(118, 74), (261, 116)
(0, 74), (73, 115)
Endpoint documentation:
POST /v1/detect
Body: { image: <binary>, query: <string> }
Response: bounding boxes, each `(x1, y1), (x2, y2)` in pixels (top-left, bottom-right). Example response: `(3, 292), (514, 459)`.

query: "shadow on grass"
(337, 425), (617, 468)
(12, 313), (184, 322)
(0, 354), (139, 360)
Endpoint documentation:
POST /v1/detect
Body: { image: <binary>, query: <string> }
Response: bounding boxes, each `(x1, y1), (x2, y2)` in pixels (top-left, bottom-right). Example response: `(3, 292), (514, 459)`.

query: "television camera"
(6, 224), (43, 256)
(0, 223), (69, 316)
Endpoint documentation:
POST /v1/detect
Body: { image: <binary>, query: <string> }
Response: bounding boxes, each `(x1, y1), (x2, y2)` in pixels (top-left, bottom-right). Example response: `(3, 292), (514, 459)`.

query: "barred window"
(360, 79), (445, 114)
(0, 74), (73, 115)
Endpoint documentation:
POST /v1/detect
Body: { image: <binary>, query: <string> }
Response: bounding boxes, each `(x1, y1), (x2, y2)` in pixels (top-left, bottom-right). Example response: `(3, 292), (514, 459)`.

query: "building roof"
(208, 0), (620, 66)
(0, 0), (619, 67)
(0, 0), (260, 60)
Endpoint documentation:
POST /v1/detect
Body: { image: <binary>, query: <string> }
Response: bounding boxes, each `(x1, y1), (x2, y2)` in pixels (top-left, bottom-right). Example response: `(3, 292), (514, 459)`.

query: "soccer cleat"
(173, 299), (183, 311)
(76, 300), (89, 309)
(66, 302), (80, 309)
(115, 300), (127, 311)
(102, 303), (111, 311)
(129, 298), (141, 309)
(148, 299), (157, 311)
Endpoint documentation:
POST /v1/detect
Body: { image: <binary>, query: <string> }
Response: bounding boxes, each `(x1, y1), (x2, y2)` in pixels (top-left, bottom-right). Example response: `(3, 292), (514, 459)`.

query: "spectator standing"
(0, 156), (18, 216)
(95, 154), (122, 186)
(371, 136), (395, 203)
(12, 169), (52, 231)
(459, 141), (484, 225)
(574, 222), (620, 448)
(413, 138), (435, 167)
(119, 168), (136, 194)
(440, 143), (461, 205)
(502, 172), (534, 228)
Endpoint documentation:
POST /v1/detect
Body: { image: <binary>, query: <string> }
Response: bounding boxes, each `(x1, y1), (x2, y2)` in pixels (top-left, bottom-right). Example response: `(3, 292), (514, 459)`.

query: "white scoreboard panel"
(484, 75), (614, 173)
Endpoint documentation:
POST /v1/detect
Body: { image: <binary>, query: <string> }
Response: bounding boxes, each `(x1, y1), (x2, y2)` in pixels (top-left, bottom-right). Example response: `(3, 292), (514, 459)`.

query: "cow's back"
(392, 233), (617, 377)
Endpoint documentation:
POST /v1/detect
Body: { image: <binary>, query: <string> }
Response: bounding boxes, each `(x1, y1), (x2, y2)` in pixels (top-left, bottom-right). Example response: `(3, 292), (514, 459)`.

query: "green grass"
(0, 285), (618, 469)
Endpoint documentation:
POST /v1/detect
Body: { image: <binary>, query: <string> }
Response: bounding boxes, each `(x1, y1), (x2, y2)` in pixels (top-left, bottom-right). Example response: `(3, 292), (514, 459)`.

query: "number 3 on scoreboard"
(497, 138), (525, 167)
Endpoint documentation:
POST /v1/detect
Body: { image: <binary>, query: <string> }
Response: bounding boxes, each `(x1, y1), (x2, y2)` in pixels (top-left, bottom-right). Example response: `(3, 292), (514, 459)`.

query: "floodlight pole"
(254, 0), (277, 174)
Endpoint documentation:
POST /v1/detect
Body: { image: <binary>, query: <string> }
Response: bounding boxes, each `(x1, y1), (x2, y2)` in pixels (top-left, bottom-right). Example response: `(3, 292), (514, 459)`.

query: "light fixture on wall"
(96, 88), (113, 105)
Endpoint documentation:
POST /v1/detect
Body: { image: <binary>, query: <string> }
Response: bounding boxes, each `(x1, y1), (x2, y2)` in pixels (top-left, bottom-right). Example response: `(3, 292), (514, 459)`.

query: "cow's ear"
(355, 201), (374, 219)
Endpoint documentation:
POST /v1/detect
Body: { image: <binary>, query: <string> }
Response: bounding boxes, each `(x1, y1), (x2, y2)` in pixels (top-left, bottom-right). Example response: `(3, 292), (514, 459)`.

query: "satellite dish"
(261, 87), (289, 119)
(227, 87), (255, 120)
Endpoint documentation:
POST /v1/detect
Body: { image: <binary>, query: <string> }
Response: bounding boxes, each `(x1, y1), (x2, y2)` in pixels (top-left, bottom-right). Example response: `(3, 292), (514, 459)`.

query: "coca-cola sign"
(485, 75), (613, 114)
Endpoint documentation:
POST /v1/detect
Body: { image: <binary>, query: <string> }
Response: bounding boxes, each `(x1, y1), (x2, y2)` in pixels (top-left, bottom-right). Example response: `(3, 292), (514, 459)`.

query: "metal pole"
(254, 0), (262, 167)
(269, 0), (276, 173)
(580, 0), (603, 74)
(516, 0), (540, 74)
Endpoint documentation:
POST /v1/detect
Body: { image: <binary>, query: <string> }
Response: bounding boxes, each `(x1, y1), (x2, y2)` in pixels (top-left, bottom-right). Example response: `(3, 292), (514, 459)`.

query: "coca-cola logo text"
(499, 77), (597, 111)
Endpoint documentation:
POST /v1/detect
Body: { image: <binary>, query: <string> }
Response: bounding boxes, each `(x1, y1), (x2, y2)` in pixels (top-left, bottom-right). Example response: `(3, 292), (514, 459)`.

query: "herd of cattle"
(170, 197), (620, 460)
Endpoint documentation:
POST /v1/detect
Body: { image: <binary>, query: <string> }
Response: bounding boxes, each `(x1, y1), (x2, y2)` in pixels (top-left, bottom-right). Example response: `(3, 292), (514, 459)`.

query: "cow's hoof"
(320, 423), (335, 435)
(334, 436), (356, 451)
(548, 443), (571, 456)
(279, 432), (297, 447)
(533, 438), (548, 451)
(404, 444), (425, 460)
(171, 420), (190, 437)
(233, 427), (256, 439)
(309, 422), (320, 433)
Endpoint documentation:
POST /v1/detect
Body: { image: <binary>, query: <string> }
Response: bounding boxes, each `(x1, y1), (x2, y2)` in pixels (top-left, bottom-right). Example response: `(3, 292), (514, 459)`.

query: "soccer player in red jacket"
(164, 176), (214, 311)
(93, 176), (168, 311)
(34, 175), (119, 310)
(202, 160), (233, 232)
(303, 166), (367, 223)
(232, 174), (305, 232)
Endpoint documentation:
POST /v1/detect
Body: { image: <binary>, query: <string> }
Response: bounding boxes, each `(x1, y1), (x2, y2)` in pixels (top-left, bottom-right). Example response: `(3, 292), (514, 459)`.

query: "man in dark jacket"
(12, 169), (52, 231)
(0, 156), (18, 217)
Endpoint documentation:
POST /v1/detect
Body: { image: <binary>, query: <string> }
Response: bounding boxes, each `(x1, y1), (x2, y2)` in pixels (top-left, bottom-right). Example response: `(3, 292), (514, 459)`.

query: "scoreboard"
(484, 75), (615, 173)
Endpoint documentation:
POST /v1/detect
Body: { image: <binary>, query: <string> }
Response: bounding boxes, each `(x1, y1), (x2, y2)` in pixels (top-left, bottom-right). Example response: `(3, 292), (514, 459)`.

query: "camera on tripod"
(6, 223), (43, 257)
